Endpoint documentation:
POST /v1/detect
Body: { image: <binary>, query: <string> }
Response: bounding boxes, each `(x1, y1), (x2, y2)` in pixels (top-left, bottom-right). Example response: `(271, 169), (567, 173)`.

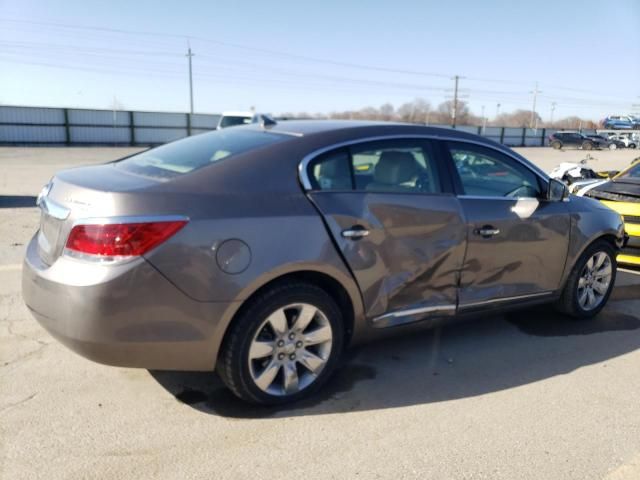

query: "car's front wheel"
(582, 141), (593, 150)
(556, 240), (617, 318)
(608, 143), (618, 150)
(217, 282), (344, 405)
(551, 140), (562, 150)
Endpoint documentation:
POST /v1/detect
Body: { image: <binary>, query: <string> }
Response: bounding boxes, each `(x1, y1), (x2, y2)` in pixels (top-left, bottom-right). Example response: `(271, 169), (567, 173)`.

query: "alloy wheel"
(577, 251), (612, 311)
(248, 303), (333, 396)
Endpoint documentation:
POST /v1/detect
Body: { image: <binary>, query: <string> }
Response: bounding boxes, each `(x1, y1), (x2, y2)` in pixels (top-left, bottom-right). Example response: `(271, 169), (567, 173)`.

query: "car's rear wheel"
(555, 240), (617, 318)
(217, 282), (344, 405)
(551, 140), (562, 150)
(629, 143), (636, 149)
(582, 141), (593, 150)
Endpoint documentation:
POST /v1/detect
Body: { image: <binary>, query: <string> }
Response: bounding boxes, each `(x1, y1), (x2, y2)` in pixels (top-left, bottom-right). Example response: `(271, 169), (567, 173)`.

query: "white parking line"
(0, 264), (21, 272)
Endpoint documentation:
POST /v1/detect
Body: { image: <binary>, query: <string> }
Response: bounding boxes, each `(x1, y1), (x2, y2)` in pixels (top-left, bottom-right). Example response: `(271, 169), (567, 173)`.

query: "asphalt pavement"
(1, 146), (639, 480)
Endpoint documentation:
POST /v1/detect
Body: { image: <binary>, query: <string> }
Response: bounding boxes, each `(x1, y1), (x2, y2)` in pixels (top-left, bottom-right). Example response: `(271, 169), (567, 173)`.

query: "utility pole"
(550, 102), (556, 126)
(451, 75), (461, 127)
(495, 103), (501, 120)
(186, 43), (195, 114)
(481, 105), (487, 134)
(529, 81), (541, 129)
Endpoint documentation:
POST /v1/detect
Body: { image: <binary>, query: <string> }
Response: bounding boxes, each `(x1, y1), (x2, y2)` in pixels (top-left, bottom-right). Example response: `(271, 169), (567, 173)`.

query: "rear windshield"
(115, 129), (286, 180)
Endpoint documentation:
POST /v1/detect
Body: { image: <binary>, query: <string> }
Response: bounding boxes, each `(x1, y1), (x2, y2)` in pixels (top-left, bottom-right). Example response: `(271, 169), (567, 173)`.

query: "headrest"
(374, 151), (420, 185)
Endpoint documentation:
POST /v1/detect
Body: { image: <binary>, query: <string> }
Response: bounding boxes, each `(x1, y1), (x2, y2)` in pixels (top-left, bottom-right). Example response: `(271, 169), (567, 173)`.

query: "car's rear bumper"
(22, 234), (240, 371)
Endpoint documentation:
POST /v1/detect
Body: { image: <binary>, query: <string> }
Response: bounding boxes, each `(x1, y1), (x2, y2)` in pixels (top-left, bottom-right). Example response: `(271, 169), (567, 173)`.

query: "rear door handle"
(342, 227), (370, 240)
(474, 226), (500, 238)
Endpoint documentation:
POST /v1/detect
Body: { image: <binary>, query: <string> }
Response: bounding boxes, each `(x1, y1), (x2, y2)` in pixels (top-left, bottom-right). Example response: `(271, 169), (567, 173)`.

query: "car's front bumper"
(600, 200), (640, 266)
(22, 234), (240, 371)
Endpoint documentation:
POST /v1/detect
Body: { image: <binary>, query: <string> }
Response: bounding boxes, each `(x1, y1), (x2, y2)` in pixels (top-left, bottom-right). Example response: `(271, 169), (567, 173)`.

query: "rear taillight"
(64, 219), (187, 261)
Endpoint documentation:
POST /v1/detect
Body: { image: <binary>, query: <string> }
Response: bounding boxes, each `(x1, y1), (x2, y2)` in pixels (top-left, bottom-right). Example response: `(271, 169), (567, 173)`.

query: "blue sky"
(1, 0), (639, 121)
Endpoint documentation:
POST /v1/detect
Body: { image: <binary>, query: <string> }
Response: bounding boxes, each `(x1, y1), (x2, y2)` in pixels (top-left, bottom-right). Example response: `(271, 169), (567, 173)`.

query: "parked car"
(586, 135), (625, 150)
(550, 154), (609, 185)
(23, 121), (626, 404)
(574, 158), (640, 266)
(217, 111), (274, 129)
(606, 132), (638, 149)
(549, 131), (606, 150)
(602, 116), (638, 130)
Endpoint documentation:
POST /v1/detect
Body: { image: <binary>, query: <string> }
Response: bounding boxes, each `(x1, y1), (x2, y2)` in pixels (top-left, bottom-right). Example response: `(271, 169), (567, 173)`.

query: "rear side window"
(308, 139), (442, 194)
(116, 129), (286, 180)
(308, 150), (353, 191)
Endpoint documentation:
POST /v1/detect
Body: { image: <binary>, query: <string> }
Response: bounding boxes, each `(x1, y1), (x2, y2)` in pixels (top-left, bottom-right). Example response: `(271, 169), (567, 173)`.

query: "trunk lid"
(36, 164), (160, 265)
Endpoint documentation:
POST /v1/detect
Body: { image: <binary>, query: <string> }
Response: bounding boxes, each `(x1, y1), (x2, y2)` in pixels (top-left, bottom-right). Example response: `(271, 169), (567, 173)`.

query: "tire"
(629, 144), (636, 149)
(582, 141), (593, 150)
(217, 282), (345, 405)
(608, 143), (617, 150)
(555, 240), (617, 319)
(551, 141), (562, 150)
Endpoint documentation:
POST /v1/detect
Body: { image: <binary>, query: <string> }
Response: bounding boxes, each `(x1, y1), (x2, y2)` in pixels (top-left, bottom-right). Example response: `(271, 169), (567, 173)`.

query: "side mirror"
(547, 178), (569, 202)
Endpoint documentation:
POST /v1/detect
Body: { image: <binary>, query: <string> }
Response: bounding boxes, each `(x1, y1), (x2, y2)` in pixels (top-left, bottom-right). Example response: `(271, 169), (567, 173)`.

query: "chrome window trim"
(297, 134), (549, 191)
(458, 195), (539, 201)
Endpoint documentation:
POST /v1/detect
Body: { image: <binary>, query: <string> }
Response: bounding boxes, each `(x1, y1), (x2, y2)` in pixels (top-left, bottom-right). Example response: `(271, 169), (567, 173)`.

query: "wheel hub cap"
(577, 251), (612, 311)
(248, 303), (333, 396)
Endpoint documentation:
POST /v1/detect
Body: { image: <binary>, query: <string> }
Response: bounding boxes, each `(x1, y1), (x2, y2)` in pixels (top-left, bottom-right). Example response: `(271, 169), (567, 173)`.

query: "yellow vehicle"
(581, 158), (640, 266)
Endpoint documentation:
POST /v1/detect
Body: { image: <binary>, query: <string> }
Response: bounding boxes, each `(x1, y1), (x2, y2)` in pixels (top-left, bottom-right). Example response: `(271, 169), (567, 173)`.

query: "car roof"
(242, 120), (550, 178)
(247, 119), (486, 141)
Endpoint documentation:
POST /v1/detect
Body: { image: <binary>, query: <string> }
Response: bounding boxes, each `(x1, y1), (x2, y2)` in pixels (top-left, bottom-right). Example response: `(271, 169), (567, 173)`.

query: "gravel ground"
(1, 146), (639, 480)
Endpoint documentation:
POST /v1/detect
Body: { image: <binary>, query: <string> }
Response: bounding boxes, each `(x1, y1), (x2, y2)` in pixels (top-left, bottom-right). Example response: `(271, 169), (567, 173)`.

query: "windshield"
(219, 116), (253, 128)
(617, 162), (640, 180)
(115, 128), (286, 180)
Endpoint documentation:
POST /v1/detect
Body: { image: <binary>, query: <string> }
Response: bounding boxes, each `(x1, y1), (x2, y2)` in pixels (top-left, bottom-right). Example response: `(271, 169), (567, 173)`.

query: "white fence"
(0, 105), (597, 147)
(0, 106), (221, 145)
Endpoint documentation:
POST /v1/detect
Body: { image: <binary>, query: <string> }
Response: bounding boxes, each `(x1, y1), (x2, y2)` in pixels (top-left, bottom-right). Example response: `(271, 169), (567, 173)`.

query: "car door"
(444, 141), (571, 309)
(567, 133), (581, 146)
(303, 138), (467, 327)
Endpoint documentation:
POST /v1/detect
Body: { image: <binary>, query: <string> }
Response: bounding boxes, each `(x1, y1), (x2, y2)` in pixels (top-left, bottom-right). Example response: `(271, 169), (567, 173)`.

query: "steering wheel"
(415, 172), (432, 192)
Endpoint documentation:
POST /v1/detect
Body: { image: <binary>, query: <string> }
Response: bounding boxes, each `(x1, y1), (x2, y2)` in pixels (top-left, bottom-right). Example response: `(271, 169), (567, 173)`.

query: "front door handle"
(342, 226), (370, 240)
(474, 226), (500, 238)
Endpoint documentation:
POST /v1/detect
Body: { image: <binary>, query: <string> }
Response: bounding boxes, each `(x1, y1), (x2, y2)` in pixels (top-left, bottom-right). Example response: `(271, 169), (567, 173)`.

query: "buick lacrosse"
(23, 120), (626, 404)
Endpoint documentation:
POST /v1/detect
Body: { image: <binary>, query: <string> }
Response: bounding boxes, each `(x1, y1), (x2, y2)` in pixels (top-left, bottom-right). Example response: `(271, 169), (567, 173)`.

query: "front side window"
(448, 142), (541, 198)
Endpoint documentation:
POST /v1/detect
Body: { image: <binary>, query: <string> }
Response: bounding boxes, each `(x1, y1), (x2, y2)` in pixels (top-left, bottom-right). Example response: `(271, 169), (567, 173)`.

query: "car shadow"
(150, 296), (640, 419)
(0, 195), (37, 208)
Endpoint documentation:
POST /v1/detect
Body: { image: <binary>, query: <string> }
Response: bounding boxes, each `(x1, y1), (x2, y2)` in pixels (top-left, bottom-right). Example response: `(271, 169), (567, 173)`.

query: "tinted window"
(116, 129), (286, 180)
(448, 142), (541, 198)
